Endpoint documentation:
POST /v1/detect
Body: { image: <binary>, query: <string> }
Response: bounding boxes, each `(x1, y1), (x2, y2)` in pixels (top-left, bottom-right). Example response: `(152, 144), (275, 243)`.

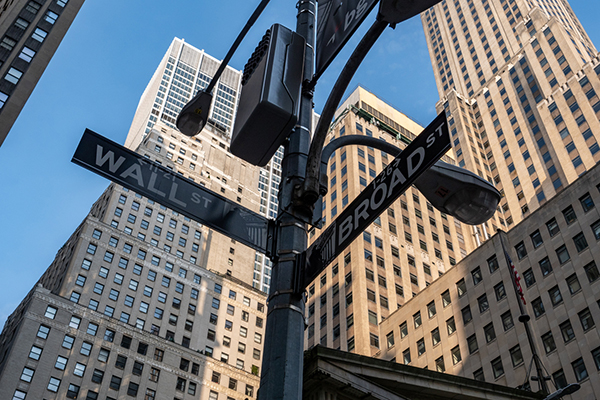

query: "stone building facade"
(378, 161), (600, 399)
(0, 122), (268, 400)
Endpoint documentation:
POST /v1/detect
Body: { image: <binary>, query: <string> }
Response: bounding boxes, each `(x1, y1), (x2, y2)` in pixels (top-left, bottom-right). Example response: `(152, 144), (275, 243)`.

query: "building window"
(541, 331), (556, 353)
(431, 328), (440, 346)
(539, 257), (552, 276)
(553, 369), (568, 389)
(467, 334), (478, 354)
(549, 285), (563, 306)
(449, 345), (461, 365)
(562, 205), (577, 224)
(12, 389), (27, 400)
(435, 356), (445, 372)
(446, 317), (456, 335)
(62, 335), (75, 349)
(510, 345), (523, 366)
(32, 27), (47, 42)
(559, 320), (575, 343)
(0, 36), (16, 51)
(55, 355), (68, 369)
(456, 278), (467, 297)
(580, 193), (595, 212)
(37, 324), (50, 339)
(386, 331), (395, 349)
(45, 305), (58, 319)
(572, 358), (588, 382)
(501, 311), (514, 331)
(471, 267), (482, 285)
(515, 242), (527, 259)
(462, 305), (472, 325)
(546, 218), (560, 236)
(532, 297), (545, 317)
(91, 369), (104, 383)
(73, 362), (86, 377)
(579, 308), (595, 331)
(491, 357), (504, 378)
(413, 311), (421, 328)
(584, 261), (600, 282)
(478, 294), (489, 313)
(484, 323), (496, 343)
(573, 232), (588, 252)
(530, 230), (543, 248)
(473, 368), (485, 381)
(566, 274), (581, 294)
(417, 338), (425, 356)
(427, 301), (436, 318)
(556, 245), (570, 264)
(441, 290), (451, 307)
(591, 219), (600, 240)
(5, 67), (23, 85)
(494, 282), (506, 301)
(592, 347), (600, 371)
(400, 321), (408, 338)
(44, 10), (58, 24)
(47, 377), (61, 392)
(403, 348), (411, 364)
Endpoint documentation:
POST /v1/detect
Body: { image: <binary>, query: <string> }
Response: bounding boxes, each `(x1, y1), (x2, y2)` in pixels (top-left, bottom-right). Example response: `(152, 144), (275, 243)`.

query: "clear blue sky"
(0, 0), (598, 327)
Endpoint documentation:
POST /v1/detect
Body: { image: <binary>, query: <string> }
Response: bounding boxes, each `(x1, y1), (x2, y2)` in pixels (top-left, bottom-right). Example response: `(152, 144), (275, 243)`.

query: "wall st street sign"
(72, 129), (271, 254)
(303, 112), (450, 286)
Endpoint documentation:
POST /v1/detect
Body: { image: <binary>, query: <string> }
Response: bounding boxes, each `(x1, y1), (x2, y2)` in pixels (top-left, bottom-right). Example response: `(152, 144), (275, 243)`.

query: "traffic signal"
(231, 24), (305, 166)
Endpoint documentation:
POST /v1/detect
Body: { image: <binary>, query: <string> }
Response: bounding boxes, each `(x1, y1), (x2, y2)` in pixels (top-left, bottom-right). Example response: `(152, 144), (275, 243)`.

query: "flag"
(505, 250), (526, 305)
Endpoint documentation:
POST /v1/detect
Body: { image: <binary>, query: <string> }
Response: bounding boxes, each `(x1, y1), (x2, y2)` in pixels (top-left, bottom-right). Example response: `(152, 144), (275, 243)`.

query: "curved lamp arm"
(318, 135), (501, 225)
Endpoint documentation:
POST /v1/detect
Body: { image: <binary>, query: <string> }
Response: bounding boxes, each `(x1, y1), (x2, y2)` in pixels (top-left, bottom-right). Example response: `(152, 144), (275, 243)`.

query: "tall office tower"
(0, 121), (267, 400)
(305, 87), (481, 356)
(377, 160), (600, 399)
(421, 0), (600, 232)
(122, 38), (287, 294)
(125, 38), (243, 152)
(0, 0), (84, 147)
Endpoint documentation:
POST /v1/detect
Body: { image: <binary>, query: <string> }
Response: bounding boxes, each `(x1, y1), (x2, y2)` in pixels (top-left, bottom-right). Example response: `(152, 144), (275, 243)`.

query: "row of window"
(1, 0), (68, 111)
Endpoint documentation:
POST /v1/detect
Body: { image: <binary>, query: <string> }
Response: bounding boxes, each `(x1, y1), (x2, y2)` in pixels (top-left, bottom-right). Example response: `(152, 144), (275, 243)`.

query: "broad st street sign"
(303, 112), (450, 286)
(315, 0), (379, 77)
(72, 129), (271, 254)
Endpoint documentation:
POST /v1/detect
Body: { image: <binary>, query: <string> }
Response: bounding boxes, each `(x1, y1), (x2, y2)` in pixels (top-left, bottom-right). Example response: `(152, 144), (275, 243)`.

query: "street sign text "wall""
(72, 129), (270, 253)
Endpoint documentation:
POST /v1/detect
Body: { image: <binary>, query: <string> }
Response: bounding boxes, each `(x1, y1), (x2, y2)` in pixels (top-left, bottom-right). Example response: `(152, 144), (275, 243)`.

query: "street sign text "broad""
(304, 113), (450, 286)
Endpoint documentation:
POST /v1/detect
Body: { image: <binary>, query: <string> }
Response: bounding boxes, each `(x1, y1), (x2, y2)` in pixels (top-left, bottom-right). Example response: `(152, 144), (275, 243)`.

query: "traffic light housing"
(231, 24), (305, 166)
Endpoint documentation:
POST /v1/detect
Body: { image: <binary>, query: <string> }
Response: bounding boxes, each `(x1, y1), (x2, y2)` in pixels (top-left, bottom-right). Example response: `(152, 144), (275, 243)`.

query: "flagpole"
(498, 230), (550, 395)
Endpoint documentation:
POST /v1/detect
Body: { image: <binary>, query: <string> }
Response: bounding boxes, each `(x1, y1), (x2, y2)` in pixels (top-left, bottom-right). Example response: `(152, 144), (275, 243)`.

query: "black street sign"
(72, 129), (271, 254)
(315, 0), (379, 78)
(303, 113), (450, 286)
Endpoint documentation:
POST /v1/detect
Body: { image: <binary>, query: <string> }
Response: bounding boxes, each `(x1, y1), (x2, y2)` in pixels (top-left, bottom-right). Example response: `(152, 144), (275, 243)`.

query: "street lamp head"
(378, 0), (444, 24)
(176, 90), (213, 137)
(414, 162), (501, 225)
(543, 383), (581, 400)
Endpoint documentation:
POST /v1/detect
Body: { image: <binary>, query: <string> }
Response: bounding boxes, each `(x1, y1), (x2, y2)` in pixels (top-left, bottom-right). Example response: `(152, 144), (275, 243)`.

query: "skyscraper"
(305, 87), (481, 355)
(0, 0), (85, 147)
(377, 156), (600, 399)
(421, 0), (600, 231)
(125, 37), (243, 152)
(0, 121), (268, 400)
